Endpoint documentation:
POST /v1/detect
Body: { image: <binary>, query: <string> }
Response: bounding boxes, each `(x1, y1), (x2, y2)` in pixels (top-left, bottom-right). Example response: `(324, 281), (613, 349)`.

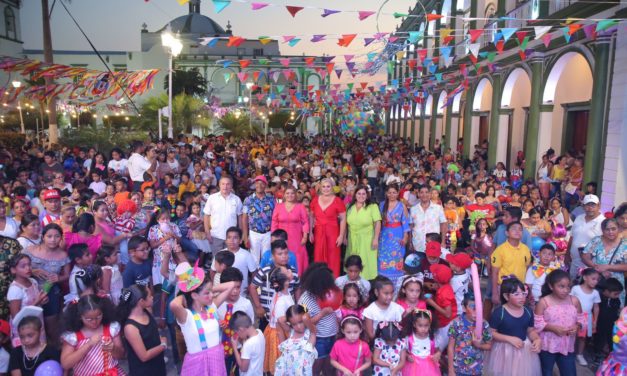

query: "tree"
(164, 68), (207, 97)
(137, 93), (209, 136)
(41, 0), (59, 145)
(216, 112), (261, 138)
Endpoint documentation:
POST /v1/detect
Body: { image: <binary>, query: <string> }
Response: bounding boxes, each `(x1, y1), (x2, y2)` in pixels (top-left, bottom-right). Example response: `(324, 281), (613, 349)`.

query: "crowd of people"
(0, 133), (625, 376)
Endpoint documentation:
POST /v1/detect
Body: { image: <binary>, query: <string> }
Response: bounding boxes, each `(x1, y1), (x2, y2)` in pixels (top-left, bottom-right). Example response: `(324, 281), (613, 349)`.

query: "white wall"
(549, 54), (593, 154)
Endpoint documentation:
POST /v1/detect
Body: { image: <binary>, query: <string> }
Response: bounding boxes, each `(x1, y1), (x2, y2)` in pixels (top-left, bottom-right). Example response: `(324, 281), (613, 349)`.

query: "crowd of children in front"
(1, 219), (626, 376)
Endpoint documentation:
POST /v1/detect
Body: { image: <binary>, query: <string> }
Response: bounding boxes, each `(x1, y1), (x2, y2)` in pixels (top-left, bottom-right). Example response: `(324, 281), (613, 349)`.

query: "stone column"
(487, 73), (503, 167)
(430, 92), (439, 149)
(462, 84), (475, 159)
(584, 35), (612, 186)
(523, 57), (544, 180)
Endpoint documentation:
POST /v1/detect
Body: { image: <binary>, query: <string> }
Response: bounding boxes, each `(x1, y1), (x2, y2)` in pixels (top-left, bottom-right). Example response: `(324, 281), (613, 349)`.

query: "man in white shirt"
(127, 141), (155, 191)
(410, 185), (448, 252)
(568, 194), (605, 279)
(203, 175), (243, 254)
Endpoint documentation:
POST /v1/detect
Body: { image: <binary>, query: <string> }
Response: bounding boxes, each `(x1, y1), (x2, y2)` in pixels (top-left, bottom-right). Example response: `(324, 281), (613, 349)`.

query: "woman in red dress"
(310, 178), (346, 277)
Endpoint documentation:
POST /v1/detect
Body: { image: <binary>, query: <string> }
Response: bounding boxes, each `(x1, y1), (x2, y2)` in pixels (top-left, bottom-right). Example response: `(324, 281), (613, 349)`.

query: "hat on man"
(425, 241), (442, 258)
(42, 189), (60, 201)
(253, 175), (268, 185)
(404, 252), (424, 274)
(582, 194), (599, 205)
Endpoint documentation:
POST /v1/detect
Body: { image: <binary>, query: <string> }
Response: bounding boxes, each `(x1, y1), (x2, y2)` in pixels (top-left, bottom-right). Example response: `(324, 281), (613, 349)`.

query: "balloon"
(35, 360), (63, 376)
(531, 236), (545, 251)
(470, 263), (483, 339)
(317, 286), (343, 310)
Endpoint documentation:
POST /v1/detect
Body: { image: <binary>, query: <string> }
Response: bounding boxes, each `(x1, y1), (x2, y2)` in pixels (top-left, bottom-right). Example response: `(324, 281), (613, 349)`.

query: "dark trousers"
(132, 181), (143, 192)
(539, 351), (576, 376)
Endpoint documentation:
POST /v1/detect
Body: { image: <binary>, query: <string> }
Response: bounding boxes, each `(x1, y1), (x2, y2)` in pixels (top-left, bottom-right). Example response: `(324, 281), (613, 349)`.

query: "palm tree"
(217, 112), (261, 138)
(164, 69), (207, 97)
(138, 93), (209, 135)
(41, 0), (59, 145)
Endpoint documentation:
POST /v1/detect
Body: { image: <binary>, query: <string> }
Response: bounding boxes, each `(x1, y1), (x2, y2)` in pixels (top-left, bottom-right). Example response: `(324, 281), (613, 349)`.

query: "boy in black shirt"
(594, 278), (624, 363)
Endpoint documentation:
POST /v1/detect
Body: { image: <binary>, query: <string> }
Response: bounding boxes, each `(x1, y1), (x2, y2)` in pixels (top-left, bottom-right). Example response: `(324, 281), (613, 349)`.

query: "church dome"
(160, 13), (227, 36)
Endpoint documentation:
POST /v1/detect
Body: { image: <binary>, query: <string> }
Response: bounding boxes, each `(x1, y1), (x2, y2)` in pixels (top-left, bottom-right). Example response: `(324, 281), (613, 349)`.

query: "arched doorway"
(471, 77), (492, 156)
(542, 52), (593, 161)
(501, 67), (531, 168)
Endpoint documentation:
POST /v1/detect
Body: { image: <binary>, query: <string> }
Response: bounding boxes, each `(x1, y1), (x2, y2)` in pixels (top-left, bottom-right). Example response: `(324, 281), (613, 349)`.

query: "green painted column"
(584, 36), (611, 186)
(524, 57), (545, 180)
(430, 93), (439, 149)
(462, 84), (475, 159)
(445, 101), (453, 151)
(410, 102), (416, 145)
(470, 0), (478, 29)
(487, 73), (503, 168)
(419, 101), (425, 147)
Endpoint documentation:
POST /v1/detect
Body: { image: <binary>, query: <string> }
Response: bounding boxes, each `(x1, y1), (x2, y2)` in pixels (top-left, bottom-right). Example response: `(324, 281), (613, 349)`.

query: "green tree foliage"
(136, 93), (210, 135)
(164, 68), (207, 97)
(216, 112), (262, 138)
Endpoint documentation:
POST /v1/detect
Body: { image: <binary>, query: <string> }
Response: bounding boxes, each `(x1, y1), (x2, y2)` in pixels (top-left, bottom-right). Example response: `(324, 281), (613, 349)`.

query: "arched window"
(5, 7), (16, 40)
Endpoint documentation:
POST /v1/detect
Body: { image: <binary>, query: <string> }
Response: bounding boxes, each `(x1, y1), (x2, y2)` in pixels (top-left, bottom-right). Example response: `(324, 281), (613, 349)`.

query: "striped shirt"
(251, 264), (299, 314)
(298, 291), (339, 338)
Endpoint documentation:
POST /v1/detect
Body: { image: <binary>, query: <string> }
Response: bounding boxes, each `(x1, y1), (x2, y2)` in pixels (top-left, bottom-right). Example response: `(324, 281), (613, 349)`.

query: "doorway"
(479, 114), (489, 145)
(563, 109), (589, 155)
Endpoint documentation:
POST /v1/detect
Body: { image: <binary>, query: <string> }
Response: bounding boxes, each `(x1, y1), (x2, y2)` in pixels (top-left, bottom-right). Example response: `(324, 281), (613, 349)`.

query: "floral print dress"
(378, 202), (410, 284)
(274, 329), (317, 376)
(373, 337), (407, 376)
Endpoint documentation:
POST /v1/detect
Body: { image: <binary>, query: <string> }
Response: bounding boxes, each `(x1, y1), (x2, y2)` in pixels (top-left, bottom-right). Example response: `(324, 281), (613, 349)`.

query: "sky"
(21, 0), (416, 82)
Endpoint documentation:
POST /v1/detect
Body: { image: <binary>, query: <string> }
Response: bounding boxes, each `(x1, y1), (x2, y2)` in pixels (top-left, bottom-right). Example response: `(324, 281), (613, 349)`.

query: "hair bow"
(414, 308), (432, 320)
(120, 289), (132, 302)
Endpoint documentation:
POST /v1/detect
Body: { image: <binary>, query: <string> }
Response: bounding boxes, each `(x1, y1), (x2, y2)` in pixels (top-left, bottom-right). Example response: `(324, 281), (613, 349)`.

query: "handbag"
(596, 239), (624, 290)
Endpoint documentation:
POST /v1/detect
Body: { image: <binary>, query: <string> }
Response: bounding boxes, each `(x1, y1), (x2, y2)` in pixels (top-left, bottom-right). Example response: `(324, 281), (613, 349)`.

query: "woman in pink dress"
(272, 186), (310, 273)
(310, 179), (346, 277)
(93, 201), (129, 249)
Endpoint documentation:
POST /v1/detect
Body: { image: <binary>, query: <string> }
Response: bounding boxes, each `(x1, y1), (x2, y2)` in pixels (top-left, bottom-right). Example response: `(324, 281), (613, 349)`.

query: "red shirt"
(465, 203), (496, 219)
(434, 284), (457, 327)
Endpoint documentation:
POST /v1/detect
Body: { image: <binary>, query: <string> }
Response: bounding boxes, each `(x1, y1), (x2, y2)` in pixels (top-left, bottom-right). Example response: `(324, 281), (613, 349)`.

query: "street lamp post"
(11, 81), (25, 134)
(161, 26), (183, 139)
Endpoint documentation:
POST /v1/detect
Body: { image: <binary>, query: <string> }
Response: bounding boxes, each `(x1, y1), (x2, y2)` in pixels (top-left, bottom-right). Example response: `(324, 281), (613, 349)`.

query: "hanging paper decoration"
(468, 29), (484, 43)
(500, 28), (517, 42)
(237, 72), (249, 82)
(227, 36), (245, 47)
(596, 19), (618, 32)
(258, 36), (273, 45)
(534, 26), (552, 40)
(439, 28), (453, 44)
(495, 40), (505, 54)
(311, 34), (326, 42)
(344, 55), (354, 62)
(408, 31), (423, 44)
(286, 5), (304, 17)
(224, 73), (232, 83)
(199, 37), (219, 47)
(393, 12), (408, 18)
(542, 33), (552, 48)
(251, 2), (269, 10)
(305, 57), (315, 67)
(321, 9), (340, 17)
(280, 58), (291, 67)
(335, 69), (343, 79)
(364, 38), (375, 46)
(515, 31), (528, 45)
(239, 59), (251, 68)
(287, 38), (301, 47)
(326, 62), (335, 74)
(358, 11), (376, 21)
(222, 60), (233, 68)
(583, 24), (597, 40)
(282, 35), (295, 43)
(177, 0), (190, 4)
(426, 13), (444, 22)
(337, 34), (357, 47)
(212, 0), (231, 13)
(568, 23), (582, 35)
(468, 43), (480, 58)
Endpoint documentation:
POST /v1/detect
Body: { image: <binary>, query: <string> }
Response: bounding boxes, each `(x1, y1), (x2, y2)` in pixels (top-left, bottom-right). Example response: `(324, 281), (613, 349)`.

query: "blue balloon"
(531, 236), (545, 252)
(34, 360), (63, 376)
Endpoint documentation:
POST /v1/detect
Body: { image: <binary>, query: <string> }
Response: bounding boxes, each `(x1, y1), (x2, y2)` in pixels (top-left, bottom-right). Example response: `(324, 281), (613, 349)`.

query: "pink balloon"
(470, 263), (483, 338)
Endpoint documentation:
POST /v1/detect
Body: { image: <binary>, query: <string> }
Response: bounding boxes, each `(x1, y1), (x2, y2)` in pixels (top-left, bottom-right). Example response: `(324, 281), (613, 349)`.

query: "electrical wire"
(57, 1), (142, 114)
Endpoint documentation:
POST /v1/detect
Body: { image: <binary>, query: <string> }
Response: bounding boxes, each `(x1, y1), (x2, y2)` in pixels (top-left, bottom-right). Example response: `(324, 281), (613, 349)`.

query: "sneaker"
(576, 354), (588, 366)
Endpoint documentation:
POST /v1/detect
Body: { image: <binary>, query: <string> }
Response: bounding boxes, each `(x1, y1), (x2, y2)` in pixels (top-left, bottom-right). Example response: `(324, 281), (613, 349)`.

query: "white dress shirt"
(203, 191), (242, 239)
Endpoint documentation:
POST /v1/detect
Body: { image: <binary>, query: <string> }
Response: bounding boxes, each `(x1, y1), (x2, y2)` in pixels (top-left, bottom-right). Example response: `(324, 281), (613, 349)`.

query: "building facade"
(387, 0), (626, 211)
